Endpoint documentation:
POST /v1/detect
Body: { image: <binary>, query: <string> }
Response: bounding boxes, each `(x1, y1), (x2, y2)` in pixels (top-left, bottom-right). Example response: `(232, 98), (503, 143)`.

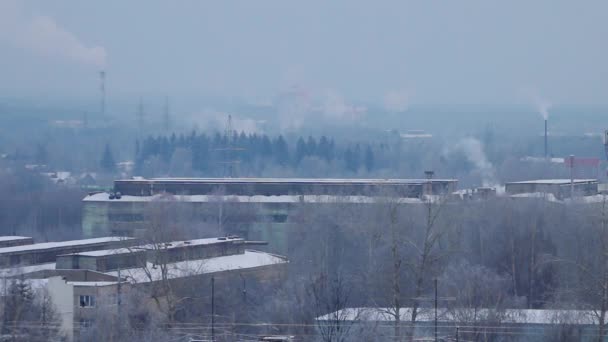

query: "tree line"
(131, 132), (380, 177)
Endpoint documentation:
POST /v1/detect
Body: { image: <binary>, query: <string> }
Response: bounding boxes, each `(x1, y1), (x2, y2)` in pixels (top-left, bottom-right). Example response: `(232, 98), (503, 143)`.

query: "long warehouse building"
(82, 177), (458, 253)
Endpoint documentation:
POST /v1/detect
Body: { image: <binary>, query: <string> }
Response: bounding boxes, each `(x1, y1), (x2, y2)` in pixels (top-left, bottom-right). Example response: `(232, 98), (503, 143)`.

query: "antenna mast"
(215, 115), (244, 178)
(163, 96), (170, 133)
(99, 71), (106, 118)
(136, 98), (145, 136)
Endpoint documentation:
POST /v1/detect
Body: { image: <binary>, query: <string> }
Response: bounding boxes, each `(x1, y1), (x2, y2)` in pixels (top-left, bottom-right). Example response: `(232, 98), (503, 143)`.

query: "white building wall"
(47, 276), (75, 341)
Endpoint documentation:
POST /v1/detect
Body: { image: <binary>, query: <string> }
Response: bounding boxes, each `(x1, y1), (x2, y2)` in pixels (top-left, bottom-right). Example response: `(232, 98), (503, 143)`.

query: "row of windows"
(79, 294), (119, 308)
(79, 295), (96, 308)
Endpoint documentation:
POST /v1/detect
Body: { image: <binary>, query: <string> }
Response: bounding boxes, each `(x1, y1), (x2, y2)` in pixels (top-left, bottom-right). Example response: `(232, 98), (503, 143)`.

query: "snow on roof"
(67, 281), (119, 287)
(0, 236), (31, 242)
(0, 262), (56, 277)
(106, 250), (287, 284)
(140, 237), (244, 250)
(520, 156), (565, 164)
(510, 192), (560, 202)
(83, 193), (428, 204)
(118, 177), (457, 185)
(317, 308), (601, 325)
(507, 179), (598, 185)
(564, 194), (608, 204)
(59, 247), (142, 257)
(62, 237), (244, 257)
(0, 237), (133, 255)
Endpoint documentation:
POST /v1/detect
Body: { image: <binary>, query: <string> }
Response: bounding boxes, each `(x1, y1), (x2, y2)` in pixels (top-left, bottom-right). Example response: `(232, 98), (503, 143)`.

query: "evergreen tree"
(306, 136), (317, 157)
(100, 143), (116, 172)
(3, 278), (35, 333)
(318, 136), (331, 161)
(364, 145), (375, 172)
(294, 137), (307, 166)
(273, 135), (289, 166)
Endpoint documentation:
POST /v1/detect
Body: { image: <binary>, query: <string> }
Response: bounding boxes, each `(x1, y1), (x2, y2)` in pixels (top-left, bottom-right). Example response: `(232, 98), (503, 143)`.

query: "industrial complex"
(0, 235), (287, 341)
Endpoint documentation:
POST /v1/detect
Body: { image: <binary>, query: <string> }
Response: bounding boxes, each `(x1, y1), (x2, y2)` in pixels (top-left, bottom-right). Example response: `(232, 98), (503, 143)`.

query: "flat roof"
(116, 177), (457, 185)
(0, 237), (133, 255)
(60, 237), (243, 257)
(0, 262), (56, 276)
(0, 236), (31, 242)
(507, 179), (598, 185)
(105, 250), (287, 283)
(83, 193), (430, 204)
(58, 247), (142, 257)
(141, 237), (243, 250)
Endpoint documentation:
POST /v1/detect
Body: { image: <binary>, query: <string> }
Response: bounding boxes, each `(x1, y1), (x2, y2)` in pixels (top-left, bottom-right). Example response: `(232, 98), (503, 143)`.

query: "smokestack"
(99, 70), (106, 118)
(544, 119), (548, 159)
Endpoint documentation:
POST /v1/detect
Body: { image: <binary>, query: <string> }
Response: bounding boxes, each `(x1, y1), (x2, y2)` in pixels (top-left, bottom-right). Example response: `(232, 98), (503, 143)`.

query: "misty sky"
(0, 0), (607, 106)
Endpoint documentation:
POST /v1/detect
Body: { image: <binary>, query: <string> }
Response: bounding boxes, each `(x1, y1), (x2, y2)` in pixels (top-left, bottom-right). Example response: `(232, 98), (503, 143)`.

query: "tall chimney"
(100, 70), (106, 118)
(544, 119), (548, 159)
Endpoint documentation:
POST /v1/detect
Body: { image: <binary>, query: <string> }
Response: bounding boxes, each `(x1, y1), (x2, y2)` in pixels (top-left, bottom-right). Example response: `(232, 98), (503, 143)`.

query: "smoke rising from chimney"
(535, 97), (552, 120)
(453, 137), (498, 187)
(0, 1), (107, 68)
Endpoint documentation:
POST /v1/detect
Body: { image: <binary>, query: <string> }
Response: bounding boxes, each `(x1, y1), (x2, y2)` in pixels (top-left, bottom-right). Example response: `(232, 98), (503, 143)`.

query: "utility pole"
(117, 267), (122, 339)
(569, 155), (575, 198)
(215, 115), (244, 178)
(211, 276), (215, 341)
(434, 278), (438, 342)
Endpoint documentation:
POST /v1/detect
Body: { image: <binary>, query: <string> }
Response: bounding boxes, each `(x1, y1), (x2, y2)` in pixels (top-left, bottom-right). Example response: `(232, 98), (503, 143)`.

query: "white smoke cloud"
(454, 137), (497, 187)
(321, 89), (367, 121)
(0, 1), (107, 68)
(276, 84), (312, 131)
(188, 109), (262, 134)
(533, 95), (551, 120)
(383, 89), (410, 113)
(522, 88), (551, 120)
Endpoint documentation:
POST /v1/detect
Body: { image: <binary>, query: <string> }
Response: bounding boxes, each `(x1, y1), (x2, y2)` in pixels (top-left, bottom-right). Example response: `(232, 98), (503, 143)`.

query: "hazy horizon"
(1, 0), (607, 109)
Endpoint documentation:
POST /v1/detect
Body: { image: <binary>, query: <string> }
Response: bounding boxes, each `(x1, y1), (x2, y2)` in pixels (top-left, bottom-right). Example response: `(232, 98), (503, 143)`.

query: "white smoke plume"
(454, 137), (497, 187)
(188, 109), (262, 134)
(533, 96), (551, 120)
(276, 84), (311, 131)
(0, 1), (107, 68)
(383, 89), (410, 113)
(522, 88), (551, 120)
(321, 89), (367, 121)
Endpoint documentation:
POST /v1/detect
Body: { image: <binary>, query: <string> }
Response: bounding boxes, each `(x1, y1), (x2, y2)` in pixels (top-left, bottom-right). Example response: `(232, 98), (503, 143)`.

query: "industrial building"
(0, 236), (287, 341)
(505, 179), (599, 199)
(0, 236), (136, 267)
(0, 236), (33, 248)
(82, 177), (458, 254)
(316, 307), (605, 342)
(113, 177), (457, 197)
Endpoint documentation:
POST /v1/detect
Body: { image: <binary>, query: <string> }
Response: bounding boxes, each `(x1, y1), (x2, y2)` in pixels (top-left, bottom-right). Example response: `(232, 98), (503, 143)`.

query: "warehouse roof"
(106, 250), (287, 284)
(506, 179), (597, 185)
(119, 177), (457, 185)
(0, 237), (133, 255)
(0, 236), (31, 242)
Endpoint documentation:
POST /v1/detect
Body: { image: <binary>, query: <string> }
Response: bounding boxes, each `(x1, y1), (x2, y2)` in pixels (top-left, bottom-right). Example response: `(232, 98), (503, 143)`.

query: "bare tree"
(309, 271), (358, 342)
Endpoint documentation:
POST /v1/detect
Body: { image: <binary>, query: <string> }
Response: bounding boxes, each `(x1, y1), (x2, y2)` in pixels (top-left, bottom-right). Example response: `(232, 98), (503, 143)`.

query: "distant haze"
(0, 0), (607, 107)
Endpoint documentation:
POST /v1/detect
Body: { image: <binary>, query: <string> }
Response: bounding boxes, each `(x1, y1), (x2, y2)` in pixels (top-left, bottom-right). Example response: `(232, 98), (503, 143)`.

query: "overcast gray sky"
(0, 0), (606, 106)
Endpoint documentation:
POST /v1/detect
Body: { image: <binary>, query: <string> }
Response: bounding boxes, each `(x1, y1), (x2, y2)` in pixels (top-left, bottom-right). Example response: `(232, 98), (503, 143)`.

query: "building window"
(79, 295), (96, 308)
(79, 319), (94, 329)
